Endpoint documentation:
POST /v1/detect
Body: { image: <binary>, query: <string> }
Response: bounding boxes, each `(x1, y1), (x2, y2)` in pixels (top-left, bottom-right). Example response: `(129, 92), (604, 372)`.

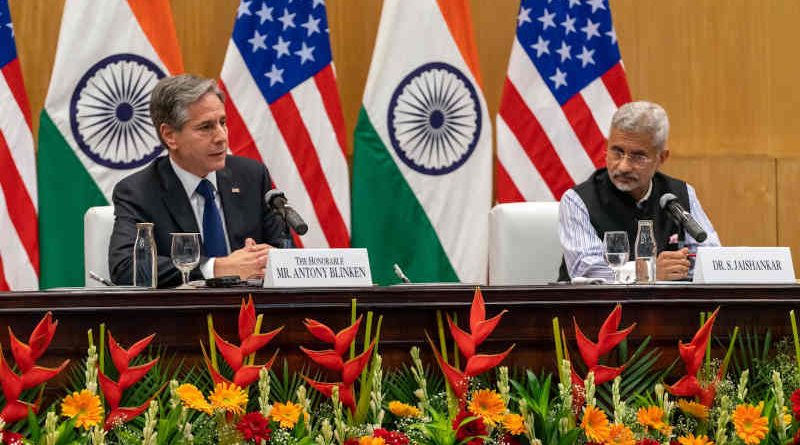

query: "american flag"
(0, 0), (38, 290)
(219, 0), (350, 248)
(496, 0), (631, 202)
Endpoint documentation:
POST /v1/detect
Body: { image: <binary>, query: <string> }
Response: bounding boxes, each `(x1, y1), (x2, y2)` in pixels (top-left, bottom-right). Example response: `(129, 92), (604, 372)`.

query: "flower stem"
(553, 317), (564, 372)
(791, 310), (800, 369)
(207, 314), (218, 372)
(350, 298), (357, 360)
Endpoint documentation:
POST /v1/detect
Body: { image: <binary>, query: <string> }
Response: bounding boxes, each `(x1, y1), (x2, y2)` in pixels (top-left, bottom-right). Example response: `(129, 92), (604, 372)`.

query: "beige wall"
(10, 0), (800, 269)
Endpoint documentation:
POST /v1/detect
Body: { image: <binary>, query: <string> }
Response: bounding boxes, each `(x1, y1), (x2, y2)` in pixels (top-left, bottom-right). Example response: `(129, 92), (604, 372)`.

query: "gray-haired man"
(109, 74), (290, 287)
(557, 101), (720, 281)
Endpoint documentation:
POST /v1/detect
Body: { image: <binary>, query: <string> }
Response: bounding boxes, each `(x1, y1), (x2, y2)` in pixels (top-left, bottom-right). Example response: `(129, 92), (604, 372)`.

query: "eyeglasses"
(606, 148), (654, 167)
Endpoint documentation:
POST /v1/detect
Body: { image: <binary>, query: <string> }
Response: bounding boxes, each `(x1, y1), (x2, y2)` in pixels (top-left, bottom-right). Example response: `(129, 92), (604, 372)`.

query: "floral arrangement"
(2, 290), (800, 445)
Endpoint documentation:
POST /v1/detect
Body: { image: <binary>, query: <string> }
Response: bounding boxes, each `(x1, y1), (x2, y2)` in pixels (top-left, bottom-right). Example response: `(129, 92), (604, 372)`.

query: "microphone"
(659, 193), (707, 243)
(264, 190), (309, 235)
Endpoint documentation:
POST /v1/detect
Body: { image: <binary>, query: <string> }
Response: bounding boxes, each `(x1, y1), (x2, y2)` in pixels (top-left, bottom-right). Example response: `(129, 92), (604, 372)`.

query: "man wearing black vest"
(558, 101), (720, 282)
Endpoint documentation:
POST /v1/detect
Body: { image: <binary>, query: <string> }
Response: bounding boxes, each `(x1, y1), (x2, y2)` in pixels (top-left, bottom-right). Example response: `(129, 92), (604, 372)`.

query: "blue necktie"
(196, 179), (227, 257)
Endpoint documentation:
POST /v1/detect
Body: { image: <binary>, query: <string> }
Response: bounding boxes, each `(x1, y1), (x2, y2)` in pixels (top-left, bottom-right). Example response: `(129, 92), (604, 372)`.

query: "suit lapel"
(158, 158), (199, 233)
(217, 166), (242, 248)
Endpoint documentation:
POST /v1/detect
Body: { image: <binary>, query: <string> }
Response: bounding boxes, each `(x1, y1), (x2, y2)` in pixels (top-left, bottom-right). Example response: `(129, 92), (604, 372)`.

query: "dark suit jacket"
(109, 155), (289, 288)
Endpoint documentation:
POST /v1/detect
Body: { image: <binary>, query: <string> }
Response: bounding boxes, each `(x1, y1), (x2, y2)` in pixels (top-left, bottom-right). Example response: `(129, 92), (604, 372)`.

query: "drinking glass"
(603, 231), (630, 284)
(170, 233), (200, 289)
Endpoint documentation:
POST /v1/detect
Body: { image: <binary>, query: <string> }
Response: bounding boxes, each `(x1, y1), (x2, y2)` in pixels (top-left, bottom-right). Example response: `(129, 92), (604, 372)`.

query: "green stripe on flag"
(37, 111), (108, 289)
(351, 107), (458, 285)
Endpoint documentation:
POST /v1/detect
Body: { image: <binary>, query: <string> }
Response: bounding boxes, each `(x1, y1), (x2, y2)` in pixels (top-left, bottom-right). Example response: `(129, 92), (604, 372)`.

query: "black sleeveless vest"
(557, 168), (690, 281)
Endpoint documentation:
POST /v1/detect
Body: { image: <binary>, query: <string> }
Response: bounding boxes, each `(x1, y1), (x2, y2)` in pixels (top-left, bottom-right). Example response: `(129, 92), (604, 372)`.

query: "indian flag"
(37, 0), (183, 288)
(352, 0), (491, 285)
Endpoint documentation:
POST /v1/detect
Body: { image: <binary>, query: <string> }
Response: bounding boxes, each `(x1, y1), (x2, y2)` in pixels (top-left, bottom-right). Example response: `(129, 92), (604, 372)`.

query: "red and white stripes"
(496, 40), (631, 203)
(220, 44), (350, 249)
(0, 59), (39, 290)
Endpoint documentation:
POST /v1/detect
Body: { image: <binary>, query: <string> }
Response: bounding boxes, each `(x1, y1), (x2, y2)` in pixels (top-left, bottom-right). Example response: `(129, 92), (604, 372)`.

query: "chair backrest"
(489, 202), (562, 285)
(83, 206), (115, 287)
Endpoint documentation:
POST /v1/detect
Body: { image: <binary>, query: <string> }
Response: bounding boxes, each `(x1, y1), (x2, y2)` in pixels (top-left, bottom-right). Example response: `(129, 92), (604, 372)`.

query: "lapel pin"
(232, 187), (240, 193)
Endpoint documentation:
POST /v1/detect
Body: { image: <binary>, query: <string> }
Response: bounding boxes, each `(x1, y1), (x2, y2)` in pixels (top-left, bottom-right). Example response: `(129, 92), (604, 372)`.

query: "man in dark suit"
(109, 74), (289, 288)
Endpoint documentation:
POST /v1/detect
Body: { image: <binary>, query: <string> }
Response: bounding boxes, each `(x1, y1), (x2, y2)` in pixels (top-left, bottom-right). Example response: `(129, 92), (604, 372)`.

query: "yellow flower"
(271, 401), (304, 428)
(358, 437), (386, 445)
(388, 401), (422, 418)
(637, 405), (669, 432)
(176, 383), (212, 414)
(209, 382), (248, 414)
(732, 402), (768, 445)
(677, 399), (709, 421)
(502, 413), (526, 435)
(580, 405), (610, 443)
(677, 433), (715, 445)
(606, 423), (636, 445)
(468, 389), (506, 426)
(60, 389), (103, 430)
(775, 405), (792, 429)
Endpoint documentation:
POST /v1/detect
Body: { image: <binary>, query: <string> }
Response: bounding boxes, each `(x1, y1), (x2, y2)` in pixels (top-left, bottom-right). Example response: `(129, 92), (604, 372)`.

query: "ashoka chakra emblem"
(70, 54), (166, 169)
(387, 62), (482, 175)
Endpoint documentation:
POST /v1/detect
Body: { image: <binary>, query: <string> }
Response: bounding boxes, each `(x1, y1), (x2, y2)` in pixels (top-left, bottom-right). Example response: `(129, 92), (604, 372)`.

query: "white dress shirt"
(558, 182), (721, 279)
(170, 158), (231, 278)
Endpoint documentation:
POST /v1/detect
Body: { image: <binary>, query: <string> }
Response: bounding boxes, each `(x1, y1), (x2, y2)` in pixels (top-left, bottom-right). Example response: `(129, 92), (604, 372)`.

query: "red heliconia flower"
(453, 409), (488, 445)
(300, 316), (374, 412)
(791, 389), (800, 420)
(373, 428), (410, 445)
(237, 412), (271, 443)
(569, 304), (635, 409)
(429, 288), (514, 400)
(208, 296), (283, 388)
(0, 312), (69, 424)
(343, 438), (359, 445)
(98, 331), (160, 430)
(665, 308), (720, 407)
(636, 440), (660, 445)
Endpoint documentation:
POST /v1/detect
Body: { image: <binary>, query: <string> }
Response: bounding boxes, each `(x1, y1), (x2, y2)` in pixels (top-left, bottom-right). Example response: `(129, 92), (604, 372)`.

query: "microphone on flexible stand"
(659, 193), (707, 243)
(264, 190), (309, 235)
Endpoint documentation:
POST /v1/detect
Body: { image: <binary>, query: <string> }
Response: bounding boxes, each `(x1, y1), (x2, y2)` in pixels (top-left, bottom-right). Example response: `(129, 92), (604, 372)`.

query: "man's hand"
(656, 248), (691, 280)
(213, 238), (272, 279)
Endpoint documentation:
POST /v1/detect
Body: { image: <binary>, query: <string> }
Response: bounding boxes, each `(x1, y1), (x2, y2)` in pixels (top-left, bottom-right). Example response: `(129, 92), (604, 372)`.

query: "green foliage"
(384, 363), (444, 405)
(510, 370), (580, 445)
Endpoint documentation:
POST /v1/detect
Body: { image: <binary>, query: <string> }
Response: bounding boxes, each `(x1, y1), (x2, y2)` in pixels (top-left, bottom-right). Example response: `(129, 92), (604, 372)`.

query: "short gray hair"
(611, 101), (670, 150)
(149, 74), (224, 144)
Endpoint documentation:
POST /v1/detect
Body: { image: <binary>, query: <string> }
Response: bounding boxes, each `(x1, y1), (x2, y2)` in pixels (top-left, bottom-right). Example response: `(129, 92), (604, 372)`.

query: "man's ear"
(160, 123), (178, 150)
(658, 146), (670, 165)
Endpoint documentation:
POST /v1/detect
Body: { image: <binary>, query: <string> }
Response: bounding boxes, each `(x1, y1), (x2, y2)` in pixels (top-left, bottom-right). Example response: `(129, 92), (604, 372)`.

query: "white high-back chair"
(488, 202), (562, 285)
(83, 206), (115, 287)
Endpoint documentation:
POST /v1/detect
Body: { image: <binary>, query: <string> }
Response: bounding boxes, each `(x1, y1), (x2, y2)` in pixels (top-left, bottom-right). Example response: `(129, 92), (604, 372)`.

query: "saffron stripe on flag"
(312, 65), (348, 156)
(601, 63), (632, 108)
(496, 116), (555, 201)
(499, 78), (573, 198)
(219, 81), (263, 162)
(270, 94), (349, 248)
(0, 130), (38, 269)
(495, 161), (525, 204)
(561, 93), (607, 168)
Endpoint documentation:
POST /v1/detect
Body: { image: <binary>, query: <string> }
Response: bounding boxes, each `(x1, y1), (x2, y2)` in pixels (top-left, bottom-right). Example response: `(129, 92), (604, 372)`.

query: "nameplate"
(264, 248), (373, 287)
(693, 247), (795, 284)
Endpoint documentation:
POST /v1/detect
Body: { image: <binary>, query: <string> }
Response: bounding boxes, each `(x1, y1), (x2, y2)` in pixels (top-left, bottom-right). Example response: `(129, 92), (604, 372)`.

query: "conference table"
(2, 284), (799, 376)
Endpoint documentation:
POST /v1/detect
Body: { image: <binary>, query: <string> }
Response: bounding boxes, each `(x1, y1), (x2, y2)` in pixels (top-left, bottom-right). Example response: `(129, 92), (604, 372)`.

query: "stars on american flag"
(233, 0), (332, 103)
(516, 0), (621, 104)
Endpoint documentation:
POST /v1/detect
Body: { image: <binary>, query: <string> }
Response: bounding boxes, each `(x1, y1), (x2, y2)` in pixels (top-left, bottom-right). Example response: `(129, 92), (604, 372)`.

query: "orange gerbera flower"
(678, 433), (714, 445)
(271, 401), (304, 429)
(60, 389), (103, 430)
(606, 423), (636, 445)
(209, 382), (248, 414)
(678, 399), (709, 421)
(468, 389), (506, 426)
(502, 413), (526, 435)
(176, 383), (212, 414)
(388, 401), (421, 418)
(732, 403), (768, 445)
(581, 405), (610, 443)
(637, 405), (668, 432)
(359, 437), (386, 445)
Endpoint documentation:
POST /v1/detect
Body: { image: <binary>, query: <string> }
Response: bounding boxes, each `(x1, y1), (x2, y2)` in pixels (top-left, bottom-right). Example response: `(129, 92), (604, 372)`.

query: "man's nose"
(213, 122), (227, 141)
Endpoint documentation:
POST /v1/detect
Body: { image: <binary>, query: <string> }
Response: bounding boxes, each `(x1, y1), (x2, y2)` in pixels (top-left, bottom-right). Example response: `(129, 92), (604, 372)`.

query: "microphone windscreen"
(659, 193), (678, 209)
